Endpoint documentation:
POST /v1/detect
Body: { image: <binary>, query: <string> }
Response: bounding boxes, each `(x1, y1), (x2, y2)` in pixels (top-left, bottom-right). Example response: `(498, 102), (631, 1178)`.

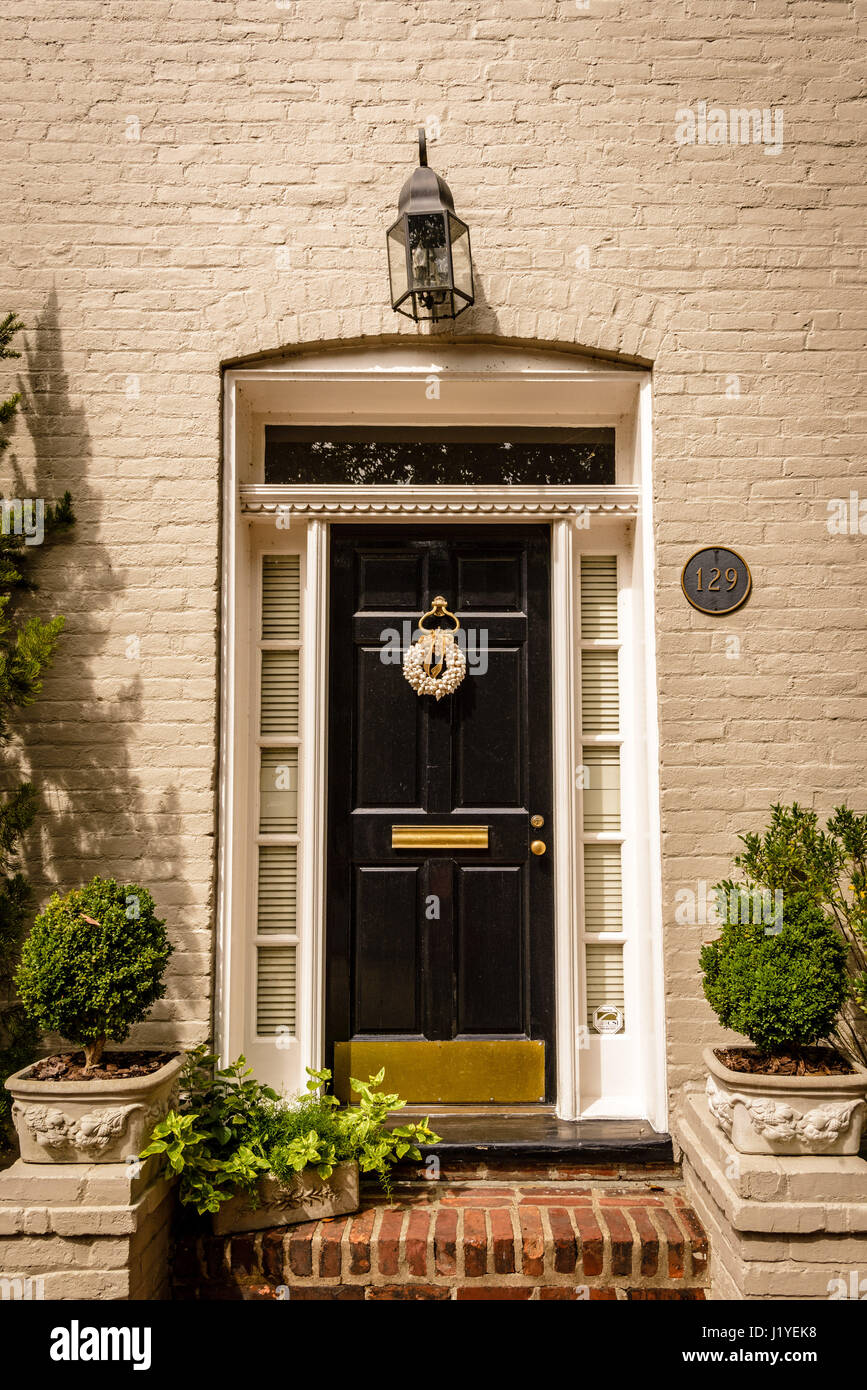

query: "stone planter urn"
(6, 1053), (183, 1164)
(704, 1045), (867, 1156)
(211, 1161), (360, 1236)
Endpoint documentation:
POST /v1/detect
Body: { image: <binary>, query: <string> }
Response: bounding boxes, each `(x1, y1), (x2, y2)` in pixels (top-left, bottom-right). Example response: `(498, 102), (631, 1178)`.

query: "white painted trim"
(552, 519), (581, 1118)
(298, 521), (329, 1073)
(214, 375), (237, 1065)
(230, 370), (642, 382)
(216, 345), (664, 1124)
(239, 484), (638, 521)
(637, 378), (668, 1133)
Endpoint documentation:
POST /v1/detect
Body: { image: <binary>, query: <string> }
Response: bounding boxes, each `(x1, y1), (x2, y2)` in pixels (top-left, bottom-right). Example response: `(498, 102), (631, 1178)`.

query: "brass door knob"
(530, 840), (546, 856)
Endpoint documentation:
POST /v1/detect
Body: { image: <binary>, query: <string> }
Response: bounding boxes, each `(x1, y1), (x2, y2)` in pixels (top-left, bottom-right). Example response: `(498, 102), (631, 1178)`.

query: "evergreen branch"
(0, 392), (20, 456)
(0, 492), (76, 603)
(0, 394), (20, 425)
(0, 313), (23, 360)
(0, 615), (66, 719)
(45, 491), (75, 532)
(0, 786), (37, 886)
(0, 310), (23, 459)
(0, 555), (34, 598)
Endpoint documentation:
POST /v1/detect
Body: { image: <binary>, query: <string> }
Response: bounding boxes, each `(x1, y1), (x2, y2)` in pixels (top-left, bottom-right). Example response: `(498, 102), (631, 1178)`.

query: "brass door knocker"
(403, 596), (467, 701)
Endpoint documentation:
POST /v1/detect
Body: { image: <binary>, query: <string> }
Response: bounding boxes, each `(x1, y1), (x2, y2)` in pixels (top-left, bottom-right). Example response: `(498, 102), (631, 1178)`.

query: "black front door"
(325, 525), (555, 1103)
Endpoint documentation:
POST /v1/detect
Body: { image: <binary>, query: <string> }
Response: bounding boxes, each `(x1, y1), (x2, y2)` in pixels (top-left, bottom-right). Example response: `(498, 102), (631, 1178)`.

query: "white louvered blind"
(259, 748), (299, 834)
(581, 650), (619, 733)
(257, 845), (298, 934)
(582, 746), (620, 831)
(580, 556), (618, 639)
(260, 651), (300, 736)
(256, 946), (297, 1035)
(579, 554), (626, 1038)
(585, 943), (625, 1030)
(583, 843), (623, 933)
(254, 552), (302, 1044)
(262, 556), (301, 640)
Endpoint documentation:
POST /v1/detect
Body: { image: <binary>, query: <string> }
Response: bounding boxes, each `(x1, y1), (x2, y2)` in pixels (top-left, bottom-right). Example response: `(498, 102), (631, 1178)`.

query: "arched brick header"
(215, 279), (673, 369)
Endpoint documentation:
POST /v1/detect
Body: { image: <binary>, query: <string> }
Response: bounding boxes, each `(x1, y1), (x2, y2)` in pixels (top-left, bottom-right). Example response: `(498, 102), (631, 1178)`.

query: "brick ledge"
(172, 1181), (708, 1301)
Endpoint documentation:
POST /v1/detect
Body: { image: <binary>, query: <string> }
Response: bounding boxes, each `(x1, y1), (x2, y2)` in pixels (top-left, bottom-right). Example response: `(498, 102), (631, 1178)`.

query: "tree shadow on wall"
(7, 290), (196, 1050)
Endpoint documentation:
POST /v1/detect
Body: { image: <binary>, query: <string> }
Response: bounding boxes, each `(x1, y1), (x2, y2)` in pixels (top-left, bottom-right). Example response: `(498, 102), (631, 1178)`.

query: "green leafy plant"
(0, 309), (75, 1140)
(141, 1050), (277, 1213)
(14, 875), (172, 1070)
(263, 1067), (439, 1196)
(253, 1069), (344, 1183)
(141, 1047), (440, 1215)
(714, 802), (867, 1062)
(700, 891), (848, 1054)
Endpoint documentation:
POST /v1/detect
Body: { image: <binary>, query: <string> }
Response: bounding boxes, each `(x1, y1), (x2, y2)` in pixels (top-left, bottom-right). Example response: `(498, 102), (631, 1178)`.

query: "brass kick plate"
(333, 1040), (546, 1105)
(392, 825), (489, 850)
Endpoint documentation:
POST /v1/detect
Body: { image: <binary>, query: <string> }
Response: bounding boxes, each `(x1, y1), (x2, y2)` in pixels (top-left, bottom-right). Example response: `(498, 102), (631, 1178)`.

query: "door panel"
(455, 865), (525, 1035)
(326, 524), (554, 1102)
(456, 553), (524, 610)
(354, 645), (422, 807)
(357, 550), (424, 610)
(353, 866), (421, 1034)
(453, 647), (523, 807)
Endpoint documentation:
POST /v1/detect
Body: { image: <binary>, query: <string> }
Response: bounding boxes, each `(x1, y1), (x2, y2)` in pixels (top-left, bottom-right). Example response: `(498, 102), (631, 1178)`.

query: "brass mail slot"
(392, 824), (489, 850)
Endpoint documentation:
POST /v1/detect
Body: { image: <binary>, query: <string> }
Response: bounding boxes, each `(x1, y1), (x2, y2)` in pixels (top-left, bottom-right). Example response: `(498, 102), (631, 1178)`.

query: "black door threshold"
(400, 1111), (674, 1165)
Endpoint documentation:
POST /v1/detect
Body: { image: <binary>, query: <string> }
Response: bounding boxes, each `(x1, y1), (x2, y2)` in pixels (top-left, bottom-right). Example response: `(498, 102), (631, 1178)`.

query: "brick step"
(395, 1157), (683, 1183)
(172, 1179), (709, 1301)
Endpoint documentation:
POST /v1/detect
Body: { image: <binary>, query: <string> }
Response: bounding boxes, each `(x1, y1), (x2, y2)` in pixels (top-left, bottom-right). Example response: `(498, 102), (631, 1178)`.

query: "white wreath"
(403, 631), (467, 701)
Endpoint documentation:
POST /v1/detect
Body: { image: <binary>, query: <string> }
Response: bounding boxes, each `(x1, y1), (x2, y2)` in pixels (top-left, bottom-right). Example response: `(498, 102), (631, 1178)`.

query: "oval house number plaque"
(681, 547), (752, 615)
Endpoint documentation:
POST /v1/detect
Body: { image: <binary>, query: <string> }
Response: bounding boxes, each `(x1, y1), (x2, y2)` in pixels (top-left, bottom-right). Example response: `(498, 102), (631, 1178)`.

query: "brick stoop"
(172, 1172), (709, 1301)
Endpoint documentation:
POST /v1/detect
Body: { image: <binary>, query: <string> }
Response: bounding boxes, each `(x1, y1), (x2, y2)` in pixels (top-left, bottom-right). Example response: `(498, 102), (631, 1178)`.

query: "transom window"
(264, 426), (615, 487)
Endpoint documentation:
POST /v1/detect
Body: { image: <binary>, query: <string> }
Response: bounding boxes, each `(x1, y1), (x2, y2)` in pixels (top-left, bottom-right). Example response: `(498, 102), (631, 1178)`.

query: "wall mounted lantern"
(387, 130), (474, 322)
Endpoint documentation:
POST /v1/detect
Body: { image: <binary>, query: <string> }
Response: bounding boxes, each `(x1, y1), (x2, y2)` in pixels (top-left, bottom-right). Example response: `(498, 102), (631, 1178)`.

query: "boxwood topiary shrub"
(700, 891), (848, 1054)
(14, 876), (172, 1071)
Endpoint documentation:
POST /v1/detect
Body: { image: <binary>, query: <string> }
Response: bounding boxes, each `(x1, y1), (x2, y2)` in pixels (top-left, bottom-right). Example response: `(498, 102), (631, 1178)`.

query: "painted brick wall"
(1, 0), (864, 1091)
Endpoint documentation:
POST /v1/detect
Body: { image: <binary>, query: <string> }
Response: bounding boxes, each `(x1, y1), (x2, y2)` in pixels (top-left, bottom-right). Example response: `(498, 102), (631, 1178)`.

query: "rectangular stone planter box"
(5, 1053), (183, 1164)
(704, 1045), (867, 1156)
(211, 1161), (360, 1236)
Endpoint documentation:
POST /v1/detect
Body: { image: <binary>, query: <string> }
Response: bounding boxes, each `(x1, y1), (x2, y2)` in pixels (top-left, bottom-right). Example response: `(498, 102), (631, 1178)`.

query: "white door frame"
(216, 344), (667, 1130)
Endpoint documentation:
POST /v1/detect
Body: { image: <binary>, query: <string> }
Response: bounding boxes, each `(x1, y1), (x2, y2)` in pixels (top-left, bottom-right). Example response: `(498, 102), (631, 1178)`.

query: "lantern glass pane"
(449, 214), (473, 303)
(387, 221), (409, 306)
(407, 213), (450, 294)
